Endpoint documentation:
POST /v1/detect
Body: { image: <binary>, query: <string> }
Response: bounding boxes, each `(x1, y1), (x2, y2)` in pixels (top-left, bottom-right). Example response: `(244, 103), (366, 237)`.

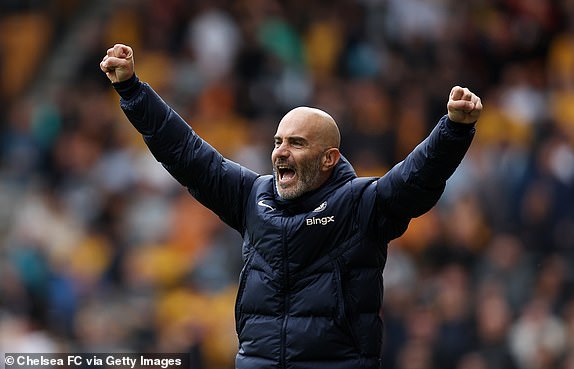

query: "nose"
(272, 143), (290, 160)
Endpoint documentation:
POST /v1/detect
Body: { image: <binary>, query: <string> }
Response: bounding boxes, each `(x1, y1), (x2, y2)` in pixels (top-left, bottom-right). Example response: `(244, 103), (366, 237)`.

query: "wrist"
(113, 74), (139, 100)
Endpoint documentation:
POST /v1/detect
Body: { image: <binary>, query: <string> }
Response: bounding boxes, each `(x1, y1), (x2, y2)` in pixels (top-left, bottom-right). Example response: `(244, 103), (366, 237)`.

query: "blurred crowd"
(1, 0), (574, 368)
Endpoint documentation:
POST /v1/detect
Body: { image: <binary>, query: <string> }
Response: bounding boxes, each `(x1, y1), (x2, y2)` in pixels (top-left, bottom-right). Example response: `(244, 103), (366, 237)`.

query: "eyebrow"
(274, 136), (309, 145)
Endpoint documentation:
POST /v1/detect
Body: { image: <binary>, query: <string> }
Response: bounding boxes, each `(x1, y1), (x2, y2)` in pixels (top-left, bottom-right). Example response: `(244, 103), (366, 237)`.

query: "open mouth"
(276, 165), (296, 184)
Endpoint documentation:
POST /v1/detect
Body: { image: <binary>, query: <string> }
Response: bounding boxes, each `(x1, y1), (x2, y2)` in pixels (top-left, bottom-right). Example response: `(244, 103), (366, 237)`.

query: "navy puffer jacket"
(114, 75), (475, 369)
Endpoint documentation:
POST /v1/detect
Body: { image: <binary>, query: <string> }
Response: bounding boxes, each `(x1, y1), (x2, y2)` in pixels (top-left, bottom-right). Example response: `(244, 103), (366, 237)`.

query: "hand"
(100, 44), (135, 83)
(447, 86), (482, 124)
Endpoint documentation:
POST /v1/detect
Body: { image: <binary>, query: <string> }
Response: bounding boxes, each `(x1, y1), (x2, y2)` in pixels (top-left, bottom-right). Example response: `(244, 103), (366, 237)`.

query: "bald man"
(101, 44), (481, 369)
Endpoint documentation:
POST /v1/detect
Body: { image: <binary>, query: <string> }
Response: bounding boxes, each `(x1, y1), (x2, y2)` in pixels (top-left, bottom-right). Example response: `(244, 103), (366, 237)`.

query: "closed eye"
(288, 137), (308, 149)
(291, 139), (304, 148)
(273, 136), (308, 149)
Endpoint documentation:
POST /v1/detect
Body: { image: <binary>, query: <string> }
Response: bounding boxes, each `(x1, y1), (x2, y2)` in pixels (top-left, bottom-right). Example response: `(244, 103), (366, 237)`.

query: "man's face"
(272, 120), (326, 200)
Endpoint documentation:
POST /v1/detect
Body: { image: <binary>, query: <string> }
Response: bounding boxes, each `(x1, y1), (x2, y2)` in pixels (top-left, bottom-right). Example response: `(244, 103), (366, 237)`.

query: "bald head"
(278, 107), (341, 149)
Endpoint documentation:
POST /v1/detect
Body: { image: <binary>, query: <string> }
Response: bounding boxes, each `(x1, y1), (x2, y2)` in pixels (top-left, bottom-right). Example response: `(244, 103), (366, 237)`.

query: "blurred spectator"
(432, 264), (475, 369)
(474, 233), (533, 313)
(473, 285), (518, 369)
(509, 298), (567, 369)
(186, 5), (241, 83)
(456, 353), (490, 369)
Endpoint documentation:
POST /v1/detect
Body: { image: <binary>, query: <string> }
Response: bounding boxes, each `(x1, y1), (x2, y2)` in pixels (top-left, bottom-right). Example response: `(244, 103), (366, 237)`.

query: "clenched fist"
(447, 86), (482, 124)
(100, 44), (135, 83)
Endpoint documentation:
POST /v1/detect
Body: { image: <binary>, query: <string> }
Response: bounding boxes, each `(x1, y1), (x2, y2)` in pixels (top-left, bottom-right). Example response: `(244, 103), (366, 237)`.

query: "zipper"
(334, 257), (362, 354)
(280, 220), (289, 369)
(234, 248), (255, 333)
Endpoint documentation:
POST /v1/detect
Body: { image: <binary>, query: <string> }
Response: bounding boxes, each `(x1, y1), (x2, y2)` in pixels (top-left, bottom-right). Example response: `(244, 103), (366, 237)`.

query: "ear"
(322, 148), (341, 171)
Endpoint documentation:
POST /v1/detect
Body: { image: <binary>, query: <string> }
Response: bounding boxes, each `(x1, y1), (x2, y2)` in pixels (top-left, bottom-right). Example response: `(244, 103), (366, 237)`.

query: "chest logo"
(306, 216), (335, 226)
(313, 201), (327, 213)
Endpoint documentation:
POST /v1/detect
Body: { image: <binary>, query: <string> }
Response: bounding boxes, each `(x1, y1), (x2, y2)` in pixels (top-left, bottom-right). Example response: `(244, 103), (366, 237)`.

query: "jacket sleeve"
(374, 115), (475, 242)
(113, 75), (259, 233)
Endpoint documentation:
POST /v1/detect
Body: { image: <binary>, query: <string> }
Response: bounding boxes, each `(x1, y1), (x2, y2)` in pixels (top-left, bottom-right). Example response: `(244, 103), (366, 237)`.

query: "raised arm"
(374, 86), (482, 241)
(100, 44), (259, 232)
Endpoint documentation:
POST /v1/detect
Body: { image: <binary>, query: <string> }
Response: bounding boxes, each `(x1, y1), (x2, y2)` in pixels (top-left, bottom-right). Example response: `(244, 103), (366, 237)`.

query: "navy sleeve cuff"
(112, 74), (140, 100)
(445, 116), (476, 136)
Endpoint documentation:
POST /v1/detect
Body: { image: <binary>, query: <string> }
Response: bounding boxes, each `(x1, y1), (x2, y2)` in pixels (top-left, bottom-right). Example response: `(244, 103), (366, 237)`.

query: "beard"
(275, 155), (323, 200)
